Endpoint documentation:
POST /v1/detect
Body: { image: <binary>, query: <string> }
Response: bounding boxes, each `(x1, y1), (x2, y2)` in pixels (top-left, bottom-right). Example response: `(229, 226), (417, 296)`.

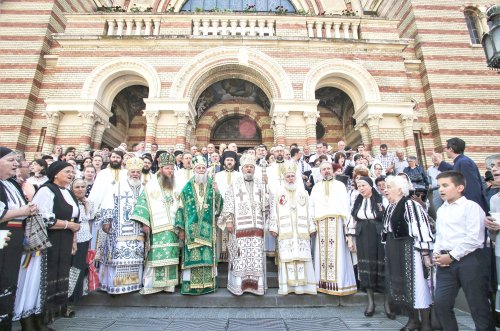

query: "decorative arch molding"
(81, 57), (161, 110)
(303, 59), (381, 111)
(170, 47), (294, 103)
(195, 104), (273, 147)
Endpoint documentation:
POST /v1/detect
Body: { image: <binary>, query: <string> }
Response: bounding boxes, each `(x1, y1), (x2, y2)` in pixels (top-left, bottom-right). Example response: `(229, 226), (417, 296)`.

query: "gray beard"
(285, 182), (296, 191)
(194, 172), (208, 184)
(128, 178), (142, 188)
(243, 173), (254, 181)
(159, 173), (174, 190)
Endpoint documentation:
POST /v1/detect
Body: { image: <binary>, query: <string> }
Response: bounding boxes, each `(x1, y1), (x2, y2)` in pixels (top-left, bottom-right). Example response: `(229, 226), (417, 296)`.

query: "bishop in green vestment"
(131, 153), (180, 294)
(175, 155), (222, 295)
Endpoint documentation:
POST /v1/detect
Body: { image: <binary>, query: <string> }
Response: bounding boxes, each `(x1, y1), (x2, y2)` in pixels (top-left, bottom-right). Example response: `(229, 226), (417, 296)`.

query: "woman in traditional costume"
(382, 175), (433, 331)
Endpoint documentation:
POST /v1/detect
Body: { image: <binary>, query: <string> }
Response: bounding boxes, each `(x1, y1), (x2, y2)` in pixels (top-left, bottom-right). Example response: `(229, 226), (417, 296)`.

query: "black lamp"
(482, 5), (500, 69)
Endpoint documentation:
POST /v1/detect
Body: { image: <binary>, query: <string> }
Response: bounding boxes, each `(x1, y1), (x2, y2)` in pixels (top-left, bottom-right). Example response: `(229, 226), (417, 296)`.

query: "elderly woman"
(32, 161), (80, 322)
(383, 176), (434, 331)
(403, 156), (429, 190)
(0, 147), (37, 331)
(347, 176), (394, 319)
(69, 179), (94, 305)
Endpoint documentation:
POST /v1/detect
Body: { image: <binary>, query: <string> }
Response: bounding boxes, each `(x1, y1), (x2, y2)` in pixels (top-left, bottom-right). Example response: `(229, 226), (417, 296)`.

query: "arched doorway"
(194, 79), (273, 148)
(102, 85), (148, 148)
(211, 115), (262, 150)
(315, 86), (360, 147)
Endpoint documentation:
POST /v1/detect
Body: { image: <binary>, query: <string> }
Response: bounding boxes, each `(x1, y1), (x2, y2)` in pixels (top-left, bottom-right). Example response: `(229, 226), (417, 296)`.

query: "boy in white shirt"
(433, 170), (494, 331)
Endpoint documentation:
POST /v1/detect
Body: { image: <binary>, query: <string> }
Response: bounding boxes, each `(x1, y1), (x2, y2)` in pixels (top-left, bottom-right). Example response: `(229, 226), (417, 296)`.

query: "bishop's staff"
(260, 159), (268, 293)
(211, 165), (217, 292)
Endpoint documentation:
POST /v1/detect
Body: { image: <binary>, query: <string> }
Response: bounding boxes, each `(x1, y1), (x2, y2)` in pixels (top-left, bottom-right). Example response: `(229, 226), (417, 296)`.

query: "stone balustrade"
(192, 18), (275, 36)
(106, 17), (161, 36)
(306, 18), (360, 39)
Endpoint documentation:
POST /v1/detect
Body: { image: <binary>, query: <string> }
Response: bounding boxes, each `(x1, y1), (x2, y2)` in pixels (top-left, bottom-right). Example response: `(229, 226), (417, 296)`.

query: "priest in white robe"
(99, 157), (145, 294)
(310, 161), (357, 296)
(214, 151), (242, 262)
(218, 154), (271, 296)
(270, 162), (317, 295)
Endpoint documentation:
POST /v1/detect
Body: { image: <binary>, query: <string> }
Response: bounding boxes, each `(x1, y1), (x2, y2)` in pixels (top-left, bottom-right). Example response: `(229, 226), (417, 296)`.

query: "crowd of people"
(0, 137), (499, 331)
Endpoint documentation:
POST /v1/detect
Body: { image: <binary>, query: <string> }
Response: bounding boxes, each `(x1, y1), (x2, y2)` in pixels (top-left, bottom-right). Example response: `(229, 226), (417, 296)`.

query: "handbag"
(24, 214), (51, 251)
(86, 249), (99, 291)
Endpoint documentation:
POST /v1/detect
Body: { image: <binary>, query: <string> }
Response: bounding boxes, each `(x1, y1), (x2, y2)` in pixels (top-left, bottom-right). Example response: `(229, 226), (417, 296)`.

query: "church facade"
(0, 0), (498, 168)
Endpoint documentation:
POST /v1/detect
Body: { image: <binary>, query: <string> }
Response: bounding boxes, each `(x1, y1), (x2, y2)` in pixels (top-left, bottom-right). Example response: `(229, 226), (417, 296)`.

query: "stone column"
(174, 111), (190, 151)
(365, 114), (383, 154)
(144, 111), (159, 152)
(77, 112), (96, 152)
(273, 112), (288, 145)
(92, 119), (108, 150)
(399, 114), (417, 156)
(42, 112), (61, 154)
(355, 121), (371, 148)
(303, 111), (319, 150)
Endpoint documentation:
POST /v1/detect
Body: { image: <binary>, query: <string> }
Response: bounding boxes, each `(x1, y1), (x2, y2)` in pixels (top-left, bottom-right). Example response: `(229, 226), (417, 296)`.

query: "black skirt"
(0, 225), (24, 324)
(45, 228), (73, 316)
(69, 241), (89, 303)
(355, 219), (385, 292)
(385, 233), (415, 314)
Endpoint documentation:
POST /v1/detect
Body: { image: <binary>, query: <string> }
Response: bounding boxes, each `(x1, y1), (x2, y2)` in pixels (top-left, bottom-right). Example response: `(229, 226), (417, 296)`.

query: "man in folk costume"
(88, 150), (127, 255)
(310, 161), (357, 296)
(270, 162), (317, 295)
(218, 154), (271, 296)
(175, 155), (222, 295)
(131, 153), (180, 294)
(174, 152), (193, 192)
(265, 145), (302, 256)
(99, 157), (145, 294)
(214, 151), (242, 262)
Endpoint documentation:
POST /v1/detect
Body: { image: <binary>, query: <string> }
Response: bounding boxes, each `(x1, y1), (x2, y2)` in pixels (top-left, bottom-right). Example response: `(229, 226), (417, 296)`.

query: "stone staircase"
(77, 258), (376, 309)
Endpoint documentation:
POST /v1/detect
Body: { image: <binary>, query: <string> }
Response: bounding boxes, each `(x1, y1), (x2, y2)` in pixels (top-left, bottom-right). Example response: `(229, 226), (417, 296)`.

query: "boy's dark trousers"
(434, 249), (495, 331)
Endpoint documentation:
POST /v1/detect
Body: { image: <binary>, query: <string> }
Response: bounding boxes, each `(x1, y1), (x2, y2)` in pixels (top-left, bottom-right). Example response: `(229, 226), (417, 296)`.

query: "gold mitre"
(126, 157), (144, 171)
(192, 155), (207, 168)
(283, 161), (297, 174)
(239, 154), (255, 167)
(158, 152), (175, 168)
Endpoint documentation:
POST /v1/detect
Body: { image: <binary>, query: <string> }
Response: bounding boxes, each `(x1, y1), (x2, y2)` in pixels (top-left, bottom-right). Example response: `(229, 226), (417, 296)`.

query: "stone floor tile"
(227, 318), (286, 331)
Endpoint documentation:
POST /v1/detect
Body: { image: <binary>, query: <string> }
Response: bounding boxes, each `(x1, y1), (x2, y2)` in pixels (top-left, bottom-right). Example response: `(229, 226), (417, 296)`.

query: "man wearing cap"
(99, 157), (145, 294)
(218, 154), (271, 296)
(141, 153), (153, 185)
(270, 162), (317, 295)
(175, 155), (222, 295)
(214, 151), (243, 262)
(131, 153), (180, 294)
(310, 161), (356, 296)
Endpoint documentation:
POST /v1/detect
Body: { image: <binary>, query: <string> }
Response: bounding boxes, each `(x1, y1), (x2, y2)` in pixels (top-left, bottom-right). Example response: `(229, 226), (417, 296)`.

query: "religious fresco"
(211, 116), (261, 140)
(195, 79), (270, 119)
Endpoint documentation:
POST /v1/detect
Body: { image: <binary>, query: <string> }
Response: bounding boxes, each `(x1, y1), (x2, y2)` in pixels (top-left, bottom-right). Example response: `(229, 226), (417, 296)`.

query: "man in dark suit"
(434, 137), (488, 212)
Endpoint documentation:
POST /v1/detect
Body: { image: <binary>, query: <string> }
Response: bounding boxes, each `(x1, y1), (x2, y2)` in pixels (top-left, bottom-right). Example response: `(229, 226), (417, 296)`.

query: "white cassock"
(263, 162), (301, 255)
(99, 178), (144, 294)
(88, 167), (127, 252)
(218, 176), (269, 296)
(174, 168), (193, 193)
(214, 170), (242, 262)
(310, 179), (357, 296)
(270, 186), (317, 295)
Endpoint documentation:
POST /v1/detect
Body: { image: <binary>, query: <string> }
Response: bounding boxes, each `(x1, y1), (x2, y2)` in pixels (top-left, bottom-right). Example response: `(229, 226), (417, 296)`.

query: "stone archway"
(195, 103), (273, 148)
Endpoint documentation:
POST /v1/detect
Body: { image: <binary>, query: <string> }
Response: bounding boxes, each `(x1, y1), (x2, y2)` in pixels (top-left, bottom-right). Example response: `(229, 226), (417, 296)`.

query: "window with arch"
(464, 8), (485, 45)
(180, 0), (295, 12)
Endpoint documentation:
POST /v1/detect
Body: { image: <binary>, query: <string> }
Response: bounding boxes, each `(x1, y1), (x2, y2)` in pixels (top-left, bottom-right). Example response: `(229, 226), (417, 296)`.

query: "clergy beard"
(142, 168), (150, 174)
(128, 178), (142, 188)
(194, 172), (208, 184)
(276, 156), (284, 163)
(285, 182), (296, 191)
(323, 175), (333, 181)
(160, 173), (174, 190)
(243, 173), (254, 181)
(110, 161), (121, 169)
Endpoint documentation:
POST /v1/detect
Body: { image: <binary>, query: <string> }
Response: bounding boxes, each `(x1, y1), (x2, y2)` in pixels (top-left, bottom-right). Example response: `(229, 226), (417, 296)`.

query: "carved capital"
(366, 114), (383, 128)
(144, 111), (159, 124)
(272, 112), (288, 125)
(43, 112), (61, 126)
(78, 112), (96, 126)
(175, 111), (191, 125)
(399, 114), (416, 128)
(303, 111), (319, 126)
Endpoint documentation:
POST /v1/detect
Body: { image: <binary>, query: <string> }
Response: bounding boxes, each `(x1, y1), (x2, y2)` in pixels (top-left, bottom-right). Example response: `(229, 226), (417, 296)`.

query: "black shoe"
(20, 315), (37, 331)
(61, 307), (75, 318)
(34, 314), (54, 331)
(364, 305), (375, 317)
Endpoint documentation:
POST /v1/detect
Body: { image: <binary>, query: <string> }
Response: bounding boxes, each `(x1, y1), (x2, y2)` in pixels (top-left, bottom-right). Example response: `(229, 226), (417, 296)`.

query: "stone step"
(77, 288), (382, 308)
(218, 271), (279, 288)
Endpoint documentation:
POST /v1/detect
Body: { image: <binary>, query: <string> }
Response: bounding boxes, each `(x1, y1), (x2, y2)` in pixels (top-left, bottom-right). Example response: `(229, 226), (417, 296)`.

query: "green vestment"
(175, 177), (223, 295)
(132, 176), (180, 294)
